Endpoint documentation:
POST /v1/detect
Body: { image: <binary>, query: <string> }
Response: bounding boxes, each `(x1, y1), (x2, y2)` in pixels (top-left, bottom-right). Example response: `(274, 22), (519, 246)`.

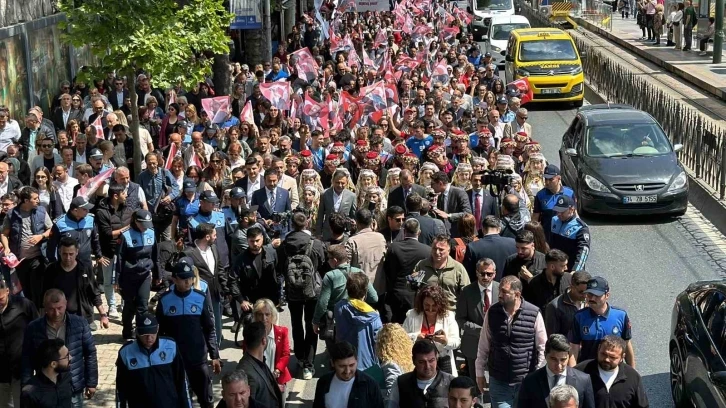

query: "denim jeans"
(102, 259), (117, 311)
(489, 377), (520, 408)
(0, 378), (21, 408)
(71, 392), (84, 408)
(212, 296), (223, 346)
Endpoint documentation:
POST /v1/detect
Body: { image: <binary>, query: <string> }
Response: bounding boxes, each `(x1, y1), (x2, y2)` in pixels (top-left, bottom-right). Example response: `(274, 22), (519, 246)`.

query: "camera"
(482, 169), (515, 187)
(271, 211), (292, 223)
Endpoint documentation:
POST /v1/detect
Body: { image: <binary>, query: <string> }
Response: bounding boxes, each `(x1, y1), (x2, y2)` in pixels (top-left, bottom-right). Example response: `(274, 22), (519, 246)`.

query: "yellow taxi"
(502, 28), (585, 106)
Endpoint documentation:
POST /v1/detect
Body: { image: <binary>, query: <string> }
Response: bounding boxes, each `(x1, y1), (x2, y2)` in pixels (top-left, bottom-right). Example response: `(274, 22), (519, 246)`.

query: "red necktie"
(474, 192), (482, 230)
(483, 289), (490, 313)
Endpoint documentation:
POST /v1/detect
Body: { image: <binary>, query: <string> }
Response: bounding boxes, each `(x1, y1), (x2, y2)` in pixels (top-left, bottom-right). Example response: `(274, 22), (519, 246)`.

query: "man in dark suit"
(250, 168), (291, 237)
(183, 223), (227, 345)
(52, 93), (84, 132)
(404, 193), (446, 246)
(468, 172), (498, 235)
(518, 334), (595, 408)
(383, 218), (431, 323)
(463, 216), (517, 282)
(108, 78), (130, 111)
(430, 171), (472, 237)
(387, 169), (425, 213)
(87, 99), (109, 136)
(233, 156), (265, 206)
(236, 322), (283, 408)
(315, 169), (356, 241)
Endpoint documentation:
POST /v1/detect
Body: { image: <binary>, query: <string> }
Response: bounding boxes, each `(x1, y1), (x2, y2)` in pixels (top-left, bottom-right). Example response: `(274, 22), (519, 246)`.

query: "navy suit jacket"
(467, 189), (499, 230)
(517, 366), (596, 408)
(251, 187), (291, 219)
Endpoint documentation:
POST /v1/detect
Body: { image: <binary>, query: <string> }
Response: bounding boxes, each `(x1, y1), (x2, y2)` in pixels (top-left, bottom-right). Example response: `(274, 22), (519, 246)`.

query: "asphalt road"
(245, 101), (726, 408)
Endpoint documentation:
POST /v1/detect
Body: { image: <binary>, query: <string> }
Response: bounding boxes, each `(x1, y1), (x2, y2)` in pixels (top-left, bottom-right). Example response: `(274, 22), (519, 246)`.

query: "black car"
(559, 104), (688, 216)
(670, 280), (726, 407)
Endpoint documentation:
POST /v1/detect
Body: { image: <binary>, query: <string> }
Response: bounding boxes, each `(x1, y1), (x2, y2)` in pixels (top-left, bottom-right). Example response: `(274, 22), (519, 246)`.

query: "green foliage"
(58, 0), (233, 89)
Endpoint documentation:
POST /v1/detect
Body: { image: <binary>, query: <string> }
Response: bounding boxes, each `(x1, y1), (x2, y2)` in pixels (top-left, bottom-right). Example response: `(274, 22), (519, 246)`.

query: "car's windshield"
(585, 123), (673, 158)
(491, 23), (530, 41)
(518, 39), (577, 62)
(476, 0), (513, 11)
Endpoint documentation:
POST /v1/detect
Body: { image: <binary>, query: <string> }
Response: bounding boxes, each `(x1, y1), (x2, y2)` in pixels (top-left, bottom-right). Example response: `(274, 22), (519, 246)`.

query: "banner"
(201, 96), (230, 124)
(507, 78), (535, 105)
(260, 82), (291, 111)
(78, 168), (114, 199)
(355, 0), (391, 12)
(230, 0), (262, 30)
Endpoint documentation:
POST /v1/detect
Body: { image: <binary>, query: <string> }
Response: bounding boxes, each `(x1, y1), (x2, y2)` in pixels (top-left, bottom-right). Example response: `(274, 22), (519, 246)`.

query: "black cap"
(136, 313), (159, 335)
(134, 209), (154, 229)
(70, 196), (94, 210)
(544, 164), (561, 179)
(183, 179), (197, 193)
(89, 148), (103, 159)
(496, 96), (508, 105)
(553, 195), (575, 212)
(172, 257), (195, 279)
(584, 276), (610, 296)
(484, 51), (492, 57)
(230, 187), (245, 199)
(200, 190), (220, 203)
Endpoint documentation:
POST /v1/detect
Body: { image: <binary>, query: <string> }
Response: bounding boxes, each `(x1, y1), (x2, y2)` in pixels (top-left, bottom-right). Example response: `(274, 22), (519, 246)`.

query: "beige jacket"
(503, 121), (533, 140)
(279, 174), (300, 208)
(345, 228), (387, 293)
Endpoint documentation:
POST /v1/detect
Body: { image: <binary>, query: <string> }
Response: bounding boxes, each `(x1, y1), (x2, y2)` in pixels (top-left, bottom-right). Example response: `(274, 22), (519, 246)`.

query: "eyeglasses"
(56, 354), (70, 362)
(477, 271), (496, 277)
(41, 144), (53, 148)
(518, 116), (528, 120)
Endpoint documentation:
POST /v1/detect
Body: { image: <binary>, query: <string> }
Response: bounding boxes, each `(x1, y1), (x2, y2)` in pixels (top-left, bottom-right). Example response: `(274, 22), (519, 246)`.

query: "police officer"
(156, 258), (221, 408)
(549, 195), (590, 272)
(568, 276), (636, 368)
(115, 313), (191, 408)
(171, 179), (200, 242)
(533, 164), (576, 241)
(46, 196), (105, 267)
(188, 191), (230, 272)
(115, 209), (159, 340)
(222, 187), (245, 237)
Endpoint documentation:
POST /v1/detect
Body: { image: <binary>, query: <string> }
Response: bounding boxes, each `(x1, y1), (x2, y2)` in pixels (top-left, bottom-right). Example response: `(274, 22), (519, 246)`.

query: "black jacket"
(575, 360), (649, 408)
(276, 230), (326, 278)
(236, 353), (283, 408)
(405, 212), (446, 246)
(395, 370), (452, 408)
(0, 296), (38, 382)
(95, 198), (134, 258)
(42, 260), (102, 321)
(52, 108), (84, 132)
(503, 251), (547, 292)
(313, 370), (384, 408)
(383, 237), (430, 321)
(229, 244), (279, 305)
(518, 365), (596, 408)
(183, 244), (227, 301)
(387, 184), (426, 213)
(463, 234), (517, 282)
(20, 371), (73, 408)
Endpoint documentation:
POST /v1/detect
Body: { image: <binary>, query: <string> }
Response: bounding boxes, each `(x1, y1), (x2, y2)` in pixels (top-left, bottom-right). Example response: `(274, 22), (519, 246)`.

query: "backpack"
(285, 241), (321, 301)
(453, 237), (477, 263)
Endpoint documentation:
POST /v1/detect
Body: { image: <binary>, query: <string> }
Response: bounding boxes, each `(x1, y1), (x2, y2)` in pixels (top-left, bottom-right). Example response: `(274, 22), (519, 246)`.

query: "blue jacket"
(115, 226), (158, 284)
(334, 299), (382, 371)
(21, 313), (98, 393)
(137, 168), (180, 209)
(47, 213), (102, 264)
(550, 215), (591, 271)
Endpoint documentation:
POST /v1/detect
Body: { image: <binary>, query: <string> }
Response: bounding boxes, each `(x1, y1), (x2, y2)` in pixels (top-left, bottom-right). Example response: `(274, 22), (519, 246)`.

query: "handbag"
(318, 310), (336, 341)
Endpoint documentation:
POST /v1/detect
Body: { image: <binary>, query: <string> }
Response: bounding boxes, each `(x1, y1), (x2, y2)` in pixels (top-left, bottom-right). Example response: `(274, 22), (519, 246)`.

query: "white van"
(469, 0), (517, 40)
(485, 15), (531, 67)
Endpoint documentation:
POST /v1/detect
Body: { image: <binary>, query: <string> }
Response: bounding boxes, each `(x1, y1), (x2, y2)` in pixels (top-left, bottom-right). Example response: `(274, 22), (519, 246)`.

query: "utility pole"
(715, 0), (724, 63)
(262, 0), (272, 62)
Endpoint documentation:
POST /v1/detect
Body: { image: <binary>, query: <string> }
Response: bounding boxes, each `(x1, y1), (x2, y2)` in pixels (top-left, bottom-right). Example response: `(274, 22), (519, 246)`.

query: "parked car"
(670, 279), (726, 407)
(559, 104), (688, 216)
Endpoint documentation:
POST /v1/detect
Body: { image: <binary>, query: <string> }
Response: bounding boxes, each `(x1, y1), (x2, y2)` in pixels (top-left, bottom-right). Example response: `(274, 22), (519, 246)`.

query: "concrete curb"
(584, 80), (726, 234)
(576, 17), (726, 101)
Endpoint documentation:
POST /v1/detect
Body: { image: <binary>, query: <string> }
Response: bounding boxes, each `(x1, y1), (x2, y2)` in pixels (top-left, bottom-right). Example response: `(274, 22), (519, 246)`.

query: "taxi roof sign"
(537, 32), (551, 38)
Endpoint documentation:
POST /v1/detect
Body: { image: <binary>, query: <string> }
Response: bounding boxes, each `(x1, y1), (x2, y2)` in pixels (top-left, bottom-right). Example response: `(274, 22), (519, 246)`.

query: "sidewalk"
(577, 12), (726, 101)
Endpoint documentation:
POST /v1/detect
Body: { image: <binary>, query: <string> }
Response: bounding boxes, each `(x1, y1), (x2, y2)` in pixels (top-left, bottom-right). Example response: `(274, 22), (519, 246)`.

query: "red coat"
(273, 325), (292, 384)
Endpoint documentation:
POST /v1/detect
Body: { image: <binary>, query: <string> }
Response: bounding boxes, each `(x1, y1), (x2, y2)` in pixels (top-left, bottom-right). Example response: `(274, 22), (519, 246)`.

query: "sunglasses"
(41, 144), (53, 148)
(518, 116), (528, 120)
(211, 160), (221, 163)
(476, 271), (496, 277)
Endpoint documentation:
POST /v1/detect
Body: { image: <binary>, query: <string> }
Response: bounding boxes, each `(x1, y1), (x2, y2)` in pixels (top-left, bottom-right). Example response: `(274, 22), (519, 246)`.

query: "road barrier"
(521, 5), (726, 199)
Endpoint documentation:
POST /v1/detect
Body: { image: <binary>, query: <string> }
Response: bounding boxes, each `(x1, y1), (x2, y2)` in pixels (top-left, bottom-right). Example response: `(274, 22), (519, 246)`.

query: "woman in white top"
(402, 284), (461, 377)
(672, 2), (685, 50)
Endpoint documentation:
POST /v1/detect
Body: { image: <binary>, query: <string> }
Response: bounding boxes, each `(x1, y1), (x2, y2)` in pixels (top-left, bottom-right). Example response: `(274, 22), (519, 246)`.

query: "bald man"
(0, 162), (22, 196)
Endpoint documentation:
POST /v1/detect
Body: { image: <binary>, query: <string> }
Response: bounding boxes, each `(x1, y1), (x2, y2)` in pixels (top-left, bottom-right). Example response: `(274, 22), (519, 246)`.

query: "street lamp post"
(715, 0), (724, 63)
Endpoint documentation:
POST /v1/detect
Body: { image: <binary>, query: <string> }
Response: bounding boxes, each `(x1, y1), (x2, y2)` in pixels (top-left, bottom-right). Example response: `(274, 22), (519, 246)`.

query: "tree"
(58, 0), (233, 175)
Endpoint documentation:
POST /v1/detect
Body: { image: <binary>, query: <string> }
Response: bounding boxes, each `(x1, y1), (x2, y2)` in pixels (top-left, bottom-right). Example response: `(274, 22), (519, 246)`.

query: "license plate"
(541, 88), (560, 94)
(622, 195), (658, 204)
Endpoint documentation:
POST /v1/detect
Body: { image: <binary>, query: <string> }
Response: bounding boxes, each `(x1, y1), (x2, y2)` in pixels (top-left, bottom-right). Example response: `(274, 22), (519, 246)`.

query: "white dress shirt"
(246, 175), (262, 202)
(263, 328), (277, 373)
(0, 177), (9, 197)
(546, 366), (567, 389)
(54, 176), (79, 212)
(478, 282), (493, 308)
(333, 190), (343, 212)
(196, 241), (216, 275)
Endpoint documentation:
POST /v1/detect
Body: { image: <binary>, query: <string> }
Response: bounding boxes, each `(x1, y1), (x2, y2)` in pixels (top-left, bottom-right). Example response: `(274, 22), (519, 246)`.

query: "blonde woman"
(418, 162), (439, 186)
(356, 169), (378, 208)
(376, 324), (414, 401)
(251, 299), (292, 390)
(451, 162), (473, 190)
(383, 168), (401, 198)
(113, 110), (129, 127)
(298, 168), (324, 198)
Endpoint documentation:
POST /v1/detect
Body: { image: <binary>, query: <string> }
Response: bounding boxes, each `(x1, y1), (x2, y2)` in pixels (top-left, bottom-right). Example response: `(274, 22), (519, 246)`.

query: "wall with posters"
(29, 23), (71, 116)
(0, 33), (30, 121)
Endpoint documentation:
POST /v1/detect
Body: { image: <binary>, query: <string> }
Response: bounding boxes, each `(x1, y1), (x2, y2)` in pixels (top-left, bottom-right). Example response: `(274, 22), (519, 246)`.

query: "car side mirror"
(505, 54), (513, 62)
(673, 143), (683, 152)
(579, 53), (587, 61)
(565, 148), (578, 157)
(467, 6), (473, 13)
(711, 371), (726, 386)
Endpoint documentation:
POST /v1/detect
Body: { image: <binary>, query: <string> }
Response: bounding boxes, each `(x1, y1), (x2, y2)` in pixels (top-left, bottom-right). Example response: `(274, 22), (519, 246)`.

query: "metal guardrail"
(580, 2), (613, 30)
(521, 5), (726, 198)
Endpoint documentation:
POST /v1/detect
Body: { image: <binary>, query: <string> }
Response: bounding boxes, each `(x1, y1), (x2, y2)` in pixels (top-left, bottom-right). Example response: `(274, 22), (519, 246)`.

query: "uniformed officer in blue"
(533, 164), (576, 241)
(46, 196), (106, 267)
(568, 276), (635, 368)
(156, 258), (221, 408)
(171, 179), (201, 242)
(549, 195), (590, 272)
(115, 313), (192, 408)
(188, 190), (230, 272)
(115, 209), (159, 340)
(222, 187), (245, 237)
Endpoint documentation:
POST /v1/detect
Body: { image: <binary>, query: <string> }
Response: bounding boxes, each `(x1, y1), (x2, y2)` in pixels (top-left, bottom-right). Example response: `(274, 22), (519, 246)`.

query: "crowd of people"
(0, 0), (653, 407)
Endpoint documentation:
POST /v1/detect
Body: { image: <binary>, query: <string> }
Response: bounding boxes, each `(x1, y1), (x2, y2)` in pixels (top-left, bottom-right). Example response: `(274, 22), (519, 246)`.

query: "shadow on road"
(581, 212), (681, 227)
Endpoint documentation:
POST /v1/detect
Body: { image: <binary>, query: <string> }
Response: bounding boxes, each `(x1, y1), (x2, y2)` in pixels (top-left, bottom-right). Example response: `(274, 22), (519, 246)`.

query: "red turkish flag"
(260, 82), (291, 111)
(507, 77), (535, 105)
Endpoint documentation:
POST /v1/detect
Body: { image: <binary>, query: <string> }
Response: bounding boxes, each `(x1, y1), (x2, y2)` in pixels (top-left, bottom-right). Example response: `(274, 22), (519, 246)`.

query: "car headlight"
(491, 45), (502, 52)
(570, 66), (583, 75)
(667, 171), (688, 192)
(516, 68), (530, 77)
(584, 175), (610, 192)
